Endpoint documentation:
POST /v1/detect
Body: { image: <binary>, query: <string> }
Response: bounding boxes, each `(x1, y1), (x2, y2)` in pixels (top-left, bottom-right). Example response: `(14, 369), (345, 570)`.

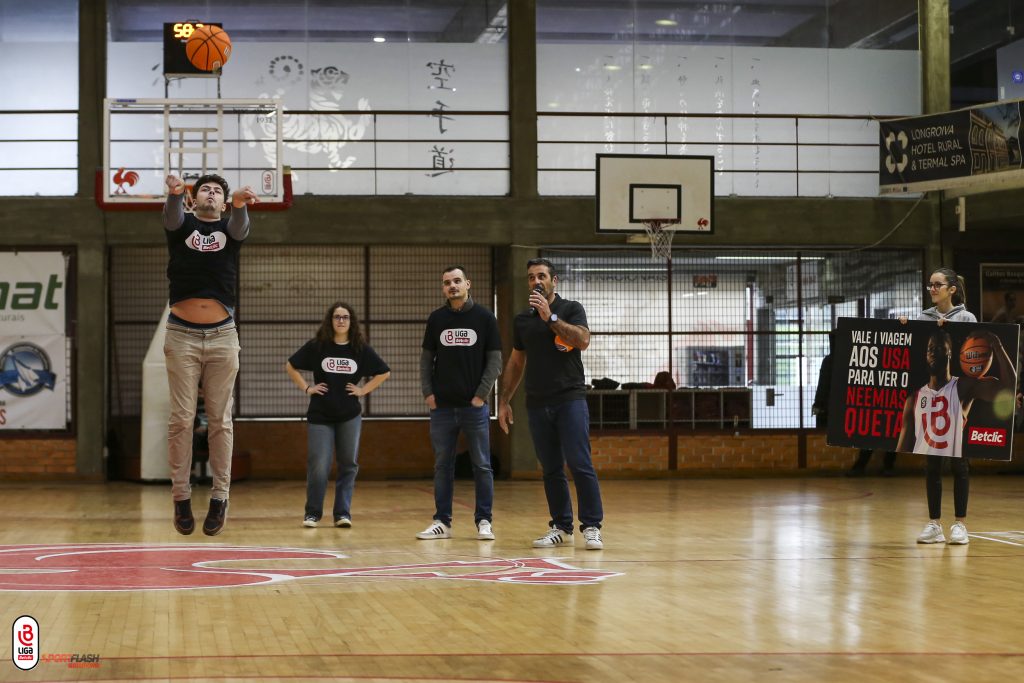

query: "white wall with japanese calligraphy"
(537, 44), (920, 197)
(107, 41), (509, 196)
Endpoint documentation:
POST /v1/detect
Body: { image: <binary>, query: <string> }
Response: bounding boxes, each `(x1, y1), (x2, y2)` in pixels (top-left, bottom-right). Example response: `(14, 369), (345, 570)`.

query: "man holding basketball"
(498, 258), (605, 550)
(163, 173), (257, 536)
(895, 328), (1014, 459)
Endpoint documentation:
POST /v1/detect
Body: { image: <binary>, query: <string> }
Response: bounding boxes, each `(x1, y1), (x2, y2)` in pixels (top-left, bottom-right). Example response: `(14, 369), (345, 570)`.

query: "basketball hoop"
(641, 219), (679, 260)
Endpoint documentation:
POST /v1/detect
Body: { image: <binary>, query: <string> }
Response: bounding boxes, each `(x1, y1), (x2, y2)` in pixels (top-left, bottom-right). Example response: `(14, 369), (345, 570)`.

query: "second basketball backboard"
(596, 154), (714, 235)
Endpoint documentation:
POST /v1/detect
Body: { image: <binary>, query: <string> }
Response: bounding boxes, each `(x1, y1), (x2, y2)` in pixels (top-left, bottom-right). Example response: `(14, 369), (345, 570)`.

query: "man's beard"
(194, 202), (220, 218)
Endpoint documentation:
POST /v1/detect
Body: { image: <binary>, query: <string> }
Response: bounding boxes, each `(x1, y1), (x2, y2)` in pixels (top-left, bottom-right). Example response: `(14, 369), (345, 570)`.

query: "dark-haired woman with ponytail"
(899, 267), (979, 545)
(286, 302), (390, 528)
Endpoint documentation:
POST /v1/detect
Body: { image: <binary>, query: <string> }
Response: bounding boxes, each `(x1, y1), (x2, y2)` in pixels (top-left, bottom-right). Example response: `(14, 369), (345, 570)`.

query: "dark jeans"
(526, 399), (603, 533)
(429, 404), (494, 526)
(926, 455), (969, 519)
(305, 418), (361, 521)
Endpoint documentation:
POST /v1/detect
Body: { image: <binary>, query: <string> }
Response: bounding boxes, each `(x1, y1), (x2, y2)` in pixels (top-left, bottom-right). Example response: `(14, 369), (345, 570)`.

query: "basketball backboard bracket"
(100, 97), (286, 211)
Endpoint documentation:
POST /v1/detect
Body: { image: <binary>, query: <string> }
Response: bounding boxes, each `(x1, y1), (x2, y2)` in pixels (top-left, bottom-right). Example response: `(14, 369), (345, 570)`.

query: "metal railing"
(2, 109), (893, 197)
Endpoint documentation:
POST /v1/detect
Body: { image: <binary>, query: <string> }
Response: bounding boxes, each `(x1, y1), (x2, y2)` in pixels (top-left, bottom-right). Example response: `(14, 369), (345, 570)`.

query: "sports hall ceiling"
(9, 0), (1022, 106)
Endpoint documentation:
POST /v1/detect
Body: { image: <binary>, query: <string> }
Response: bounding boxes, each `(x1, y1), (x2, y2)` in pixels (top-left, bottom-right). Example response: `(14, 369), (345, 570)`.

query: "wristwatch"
(548, 313), (558, 324)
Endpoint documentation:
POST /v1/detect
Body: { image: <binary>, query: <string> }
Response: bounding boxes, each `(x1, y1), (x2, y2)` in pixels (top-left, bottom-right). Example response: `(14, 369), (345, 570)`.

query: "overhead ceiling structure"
(28, 0), (1023, 107)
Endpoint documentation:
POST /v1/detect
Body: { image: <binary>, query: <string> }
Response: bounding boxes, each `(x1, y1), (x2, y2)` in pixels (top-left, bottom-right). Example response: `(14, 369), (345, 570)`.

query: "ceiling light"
(548, 102), (559, 108)
(639, 64), (653, 70)
(655, 18), (678, 27)
(604, 64), (622, 71)
(373, 36), (386, 43)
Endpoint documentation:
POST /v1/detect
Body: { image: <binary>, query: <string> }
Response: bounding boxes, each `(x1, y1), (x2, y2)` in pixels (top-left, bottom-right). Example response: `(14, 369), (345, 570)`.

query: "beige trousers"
(163, 321), (240, 502)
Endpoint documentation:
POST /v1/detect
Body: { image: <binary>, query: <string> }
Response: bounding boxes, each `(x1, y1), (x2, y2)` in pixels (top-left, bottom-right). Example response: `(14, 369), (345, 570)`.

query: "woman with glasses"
(286, 302), (390, 528)
(898, 267), (982, 545)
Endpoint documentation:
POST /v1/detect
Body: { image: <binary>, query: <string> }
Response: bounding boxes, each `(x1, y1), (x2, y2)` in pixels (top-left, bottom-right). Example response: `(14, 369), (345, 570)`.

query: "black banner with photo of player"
(826, 317), (1020, 461)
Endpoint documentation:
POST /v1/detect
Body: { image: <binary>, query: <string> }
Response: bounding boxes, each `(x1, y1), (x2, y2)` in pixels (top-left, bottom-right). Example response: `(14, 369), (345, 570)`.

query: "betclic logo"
(12, 615), (39, 670)
(968, 427), (1006, 446)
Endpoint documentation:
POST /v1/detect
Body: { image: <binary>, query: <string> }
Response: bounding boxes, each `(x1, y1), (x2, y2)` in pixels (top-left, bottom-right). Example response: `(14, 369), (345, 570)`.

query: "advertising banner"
(879, 100), (1024, 194)
(0, 334), (68, 429)
(827, 317), (1019, 461)
(980, 263), (1024, 325)
(0, 251), (69, 430)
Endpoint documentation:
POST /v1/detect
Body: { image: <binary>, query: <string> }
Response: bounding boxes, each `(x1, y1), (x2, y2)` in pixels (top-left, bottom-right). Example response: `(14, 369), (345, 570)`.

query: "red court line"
(98, 650), (1024, 662)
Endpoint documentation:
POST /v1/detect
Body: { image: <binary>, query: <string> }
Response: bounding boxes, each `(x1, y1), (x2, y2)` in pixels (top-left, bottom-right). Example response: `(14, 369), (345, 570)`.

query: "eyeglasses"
(333, 315), (351, 321)
(925, 282), (949, 290)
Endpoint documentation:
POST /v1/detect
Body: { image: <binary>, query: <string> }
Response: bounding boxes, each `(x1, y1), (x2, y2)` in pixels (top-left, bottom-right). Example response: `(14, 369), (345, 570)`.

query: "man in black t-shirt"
(416, 266), (502, 541)
(163, 173), (256, 537)
(498, 258), (605, 550)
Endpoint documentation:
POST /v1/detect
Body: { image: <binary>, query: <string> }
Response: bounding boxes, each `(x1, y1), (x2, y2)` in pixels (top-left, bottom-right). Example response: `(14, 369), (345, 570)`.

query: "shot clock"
(163, 22), (223, 75)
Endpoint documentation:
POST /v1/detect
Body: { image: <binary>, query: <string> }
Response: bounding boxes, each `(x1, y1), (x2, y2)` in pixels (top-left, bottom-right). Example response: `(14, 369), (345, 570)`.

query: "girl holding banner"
(896, 267), (1015, 545)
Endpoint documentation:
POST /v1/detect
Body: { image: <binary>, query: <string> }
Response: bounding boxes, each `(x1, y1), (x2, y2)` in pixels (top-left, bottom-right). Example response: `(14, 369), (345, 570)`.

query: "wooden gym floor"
(2, 476), (1024, 682)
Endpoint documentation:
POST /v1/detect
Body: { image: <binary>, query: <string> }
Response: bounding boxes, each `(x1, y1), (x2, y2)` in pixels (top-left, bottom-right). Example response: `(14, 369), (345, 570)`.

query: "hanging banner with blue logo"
(0, 251), (69, 430)
(879, 100), (1024, 194)
(827, 317), (1020, 461)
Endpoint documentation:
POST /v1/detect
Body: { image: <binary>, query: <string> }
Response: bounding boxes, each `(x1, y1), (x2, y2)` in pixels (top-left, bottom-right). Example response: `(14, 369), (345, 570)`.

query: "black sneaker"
(173, 499), (195, 535)
(203, 498), (229, 536)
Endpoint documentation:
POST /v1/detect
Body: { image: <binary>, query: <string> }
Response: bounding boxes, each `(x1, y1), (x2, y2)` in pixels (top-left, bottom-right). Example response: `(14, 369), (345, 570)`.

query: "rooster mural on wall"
(112, 168), (140, 195)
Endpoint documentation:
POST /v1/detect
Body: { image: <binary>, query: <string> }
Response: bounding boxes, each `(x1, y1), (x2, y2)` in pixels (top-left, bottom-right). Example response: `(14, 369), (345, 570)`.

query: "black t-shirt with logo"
(512, 294), (588, 408)
(165, 214), (243, 309)
(288, 340), (390, 424)
(423, 301), (502, 408)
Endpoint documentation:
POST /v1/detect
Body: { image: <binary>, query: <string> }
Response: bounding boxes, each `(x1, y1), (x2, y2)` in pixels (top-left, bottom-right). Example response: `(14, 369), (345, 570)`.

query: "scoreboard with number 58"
(163, 22), (223, 75)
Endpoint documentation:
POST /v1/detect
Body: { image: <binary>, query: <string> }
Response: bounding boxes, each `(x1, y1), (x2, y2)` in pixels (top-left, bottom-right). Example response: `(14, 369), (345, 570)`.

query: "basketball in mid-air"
(186, 25), (232, 72)
(959, 335), (992, 377)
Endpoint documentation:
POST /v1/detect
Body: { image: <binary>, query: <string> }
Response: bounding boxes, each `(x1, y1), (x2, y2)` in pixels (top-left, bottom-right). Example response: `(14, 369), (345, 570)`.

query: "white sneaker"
(948, 521), (969, 545)
(476, 520), (495, 540)
(334, 517), (352, 528)
(416, 520), (451, 539)
(582, 526), (604, 550)
(916, 521), (945, 544)
(302, 516), (319, 528)
(532, 526), (573, 547)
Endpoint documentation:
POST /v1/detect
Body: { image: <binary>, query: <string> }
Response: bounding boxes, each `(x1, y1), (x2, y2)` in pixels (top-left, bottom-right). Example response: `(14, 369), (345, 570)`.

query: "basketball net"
(641, 220), (678, 261)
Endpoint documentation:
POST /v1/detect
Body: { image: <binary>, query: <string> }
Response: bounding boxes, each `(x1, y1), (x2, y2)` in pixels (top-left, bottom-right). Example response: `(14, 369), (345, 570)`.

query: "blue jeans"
(429, 404), (494, 526)
(527, 399), (603, 533)
(305, 417), (362, 521)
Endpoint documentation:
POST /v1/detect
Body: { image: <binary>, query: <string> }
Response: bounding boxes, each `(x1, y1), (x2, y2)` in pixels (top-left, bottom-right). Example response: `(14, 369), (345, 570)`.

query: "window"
(544, 248), (923, 428)
(0, 2), (79, 196)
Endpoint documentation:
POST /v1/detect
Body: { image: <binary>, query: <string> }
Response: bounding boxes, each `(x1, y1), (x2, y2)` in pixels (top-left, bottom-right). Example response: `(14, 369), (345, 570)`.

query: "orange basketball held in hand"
(959, 336), (993, 377)
(186, 25), (232, 72)
(554, 335), (575, 352)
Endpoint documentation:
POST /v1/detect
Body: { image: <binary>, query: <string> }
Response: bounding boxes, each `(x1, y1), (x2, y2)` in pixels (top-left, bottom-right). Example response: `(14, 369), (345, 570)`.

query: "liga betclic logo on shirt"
(322, 358), (357, 374)
(186, 230), (228, 252)
(441, 329), (478, 347)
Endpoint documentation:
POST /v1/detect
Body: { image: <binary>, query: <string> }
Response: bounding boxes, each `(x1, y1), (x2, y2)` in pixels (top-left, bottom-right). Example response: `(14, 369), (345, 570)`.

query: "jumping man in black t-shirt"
(163, 173), (256, 537)
(498, 258), (605, 550)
